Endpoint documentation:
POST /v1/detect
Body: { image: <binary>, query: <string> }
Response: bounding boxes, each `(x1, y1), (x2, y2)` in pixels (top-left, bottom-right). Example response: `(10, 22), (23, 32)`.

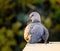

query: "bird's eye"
(30, 15), (34, 18)
(31, 15), (34, 16)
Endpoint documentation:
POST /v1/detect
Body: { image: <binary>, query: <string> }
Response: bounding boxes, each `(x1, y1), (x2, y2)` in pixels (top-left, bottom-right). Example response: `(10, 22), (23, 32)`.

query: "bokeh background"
(0, 0), (60, 51)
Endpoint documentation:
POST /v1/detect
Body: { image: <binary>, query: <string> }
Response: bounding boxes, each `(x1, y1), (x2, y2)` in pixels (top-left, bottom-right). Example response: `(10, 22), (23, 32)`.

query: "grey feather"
(24, 12), (49, 44)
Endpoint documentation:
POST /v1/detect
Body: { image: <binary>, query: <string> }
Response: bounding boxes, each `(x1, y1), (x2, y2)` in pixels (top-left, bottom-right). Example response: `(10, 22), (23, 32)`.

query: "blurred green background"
(0, 0), (60, 51)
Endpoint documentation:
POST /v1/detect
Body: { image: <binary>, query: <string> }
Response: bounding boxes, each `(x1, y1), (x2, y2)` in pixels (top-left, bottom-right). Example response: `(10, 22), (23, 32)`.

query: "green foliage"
(12, 22), (22, 32)
(1, 45), (12, 51)
(17, 0), (44, 9)
(49, 0), (56, 8)
(55, 10), (60, 22)
(17, 30), (24, 37)
(52, 24), (60, 32)
(19, 42), (26, 49)
(44, 18), (52, 28)
(0, 0), (60, 51)
(0, 0), (15, 13)
(6, 29), (14, 38)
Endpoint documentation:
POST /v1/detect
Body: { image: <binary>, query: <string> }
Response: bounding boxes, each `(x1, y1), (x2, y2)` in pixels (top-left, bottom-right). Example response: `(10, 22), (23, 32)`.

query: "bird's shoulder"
(25, 23), (32, 29)
(24, 23), (32, 33)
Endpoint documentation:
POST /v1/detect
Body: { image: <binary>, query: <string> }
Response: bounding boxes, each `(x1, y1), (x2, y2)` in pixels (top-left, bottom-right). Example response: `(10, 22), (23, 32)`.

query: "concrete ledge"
(23, 42), (60, 51)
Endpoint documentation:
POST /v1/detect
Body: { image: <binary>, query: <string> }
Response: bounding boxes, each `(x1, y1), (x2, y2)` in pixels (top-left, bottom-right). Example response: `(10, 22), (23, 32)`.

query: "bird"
(24, 12), (49, 44)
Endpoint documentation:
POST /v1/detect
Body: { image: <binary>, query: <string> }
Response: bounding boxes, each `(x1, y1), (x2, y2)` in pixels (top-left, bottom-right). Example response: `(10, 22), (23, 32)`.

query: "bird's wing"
(28, 23), (44, 43)
(42, 25), (49, 43)
(30, 24), (44, 36)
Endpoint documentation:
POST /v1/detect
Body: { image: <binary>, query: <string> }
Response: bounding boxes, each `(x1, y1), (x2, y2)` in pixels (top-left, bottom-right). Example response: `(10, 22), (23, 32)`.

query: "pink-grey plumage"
(24, 12), (49, 44)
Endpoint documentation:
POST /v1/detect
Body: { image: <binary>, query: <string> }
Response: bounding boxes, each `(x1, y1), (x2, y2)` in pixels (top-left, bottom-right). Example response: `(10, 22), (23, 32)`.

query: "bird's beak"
(27, 16), (32, 22)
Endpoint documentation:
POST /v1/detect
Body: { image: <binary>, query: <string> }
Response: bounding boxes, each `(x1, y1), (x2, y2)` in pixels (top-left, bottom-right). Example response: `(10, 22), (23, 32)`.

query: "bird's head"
(29, 12), (41, 22)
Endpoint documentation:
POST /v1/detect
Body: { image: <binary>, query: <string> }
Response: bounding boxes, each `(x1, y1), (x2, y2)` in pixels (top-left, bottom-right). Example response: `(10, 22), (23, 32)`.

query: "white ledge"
(23, 42), (60, 51)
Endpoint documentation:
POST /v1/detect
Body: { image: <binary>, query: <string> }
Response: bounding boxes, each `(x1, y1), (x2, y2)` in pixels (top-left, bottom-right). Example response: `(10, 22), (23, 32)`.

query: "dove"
(24, 12), (49, 44)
